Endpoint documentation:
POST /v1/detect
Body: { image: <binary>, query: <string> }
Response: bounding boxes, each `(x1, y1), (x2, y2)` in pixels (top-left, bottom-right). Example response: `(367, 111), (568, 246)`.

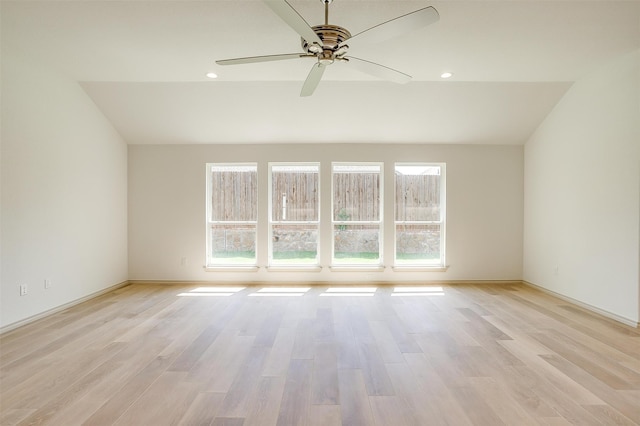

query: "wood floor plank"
(356, 340), (396, 396)
(261, 325), (297, 377)
(399, 353), (476, 425)
(291, 318), (315, 360)
(211, 418), (245, 426)
(82, 351), (180, 425)
(467, 377), (540, 426)
(177, 391), (226, 426)
(334, 315), (361, 370)
(383, 310), (423, 353)
(498, 339), (604, 405)
(338, 368), (375, 426)
(448, 385), (506, 425)
(311, 342), (340, 405)
(582, 403), (638, 426)
(313, 307), (335, 342)
(4, 342), (127, 411)
(306, 404), (342, 426)
(243, 376), (286, 426)
(276, 359), (312, 426)
(369, 320), (406, 364)
(111, 371), (200, 426)
(0, 409), (35, 426)
(369, 395), (419, 426)
(540, 354), (640, 424)
(203, 334), (255, 393)
(217, 345), (269, 417)
(531, 332), (636, 390)
(253, 303), (286, 347)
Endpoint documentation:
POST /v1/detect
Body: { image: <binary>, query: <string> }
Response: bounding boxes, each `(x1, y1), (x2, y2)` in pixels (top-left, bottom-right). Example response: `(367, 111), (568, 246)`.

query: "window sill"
(204, 266), (259, 272)
(392, 265), (449, 272)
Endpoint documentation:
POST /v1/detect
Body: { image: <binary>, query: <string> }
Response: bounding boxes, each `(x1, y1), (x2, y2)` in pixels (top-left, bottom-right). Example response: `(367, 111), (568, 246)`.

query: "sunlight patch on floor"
(392, 286), (445, 296)
(249, 287), (311, 297)
(320, 286), (377, 297)
(177, 286), (246, 297)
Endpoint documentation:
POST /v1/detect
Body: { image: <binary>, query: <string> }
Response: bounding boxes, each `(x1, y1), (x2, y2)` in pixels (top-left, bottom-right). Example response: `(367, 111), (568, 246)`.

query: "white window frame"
(205, 163), (258, 267)
(268, 162), (321, 267)
(331, 162), (384, 267)
(394, 163), (446, 268)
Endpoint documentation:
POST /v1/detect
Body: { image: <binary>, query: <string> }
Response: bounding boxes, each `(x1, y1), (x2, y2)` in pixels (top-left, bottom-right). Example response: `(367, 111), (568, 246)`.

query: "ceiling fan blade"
(343, 6), (439, 46)
(264, 0), (323, 46)
(344, 56), (411, 84)
(300, 63), (326, 97)
(216, 53), (310, 66)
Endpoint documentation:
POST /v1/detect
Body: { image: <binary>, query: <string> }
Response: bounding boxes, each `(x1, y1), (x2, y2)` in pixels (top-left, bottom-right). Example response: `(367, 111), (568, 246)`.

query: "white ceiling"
(2, 0), (639, 145)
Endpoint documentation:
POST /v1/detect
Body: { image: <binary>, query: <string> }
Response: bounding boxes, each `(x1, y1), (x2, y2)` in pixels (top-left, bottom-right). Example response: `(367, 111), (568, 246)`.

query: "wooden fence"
(211, 171), (440, 222)
(210, 170), (258, 221)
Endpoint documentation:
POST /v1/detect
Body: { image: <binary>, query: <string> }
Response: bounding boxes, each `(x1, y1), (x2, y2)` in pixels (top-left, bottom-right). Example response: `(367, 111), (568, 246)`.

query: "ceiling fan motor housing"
(302, 24), (351, 61)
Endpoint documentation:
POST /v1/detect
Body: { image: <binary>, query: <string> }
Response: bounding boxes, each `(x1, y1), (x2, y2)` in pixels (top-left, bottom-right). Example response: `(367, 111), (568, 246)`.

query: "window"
(269, 164), (320, 266)
(206, 164), (257, 266)
(332, 163), (383, 266)
(394, 163), (445, 267)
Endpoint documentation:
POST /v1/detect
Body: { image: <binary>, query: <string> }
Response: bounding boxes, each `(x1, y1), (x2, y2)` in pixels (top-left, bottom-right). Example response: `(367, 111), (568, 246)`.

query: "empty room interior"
(1, 0), (639, 425)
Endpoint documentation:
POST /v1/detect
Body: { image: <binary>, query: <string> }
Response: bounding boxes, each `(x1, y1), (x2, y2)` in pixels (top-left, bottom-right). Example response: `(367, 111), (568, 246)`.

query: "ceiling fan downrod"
(323, 0), (332, 25)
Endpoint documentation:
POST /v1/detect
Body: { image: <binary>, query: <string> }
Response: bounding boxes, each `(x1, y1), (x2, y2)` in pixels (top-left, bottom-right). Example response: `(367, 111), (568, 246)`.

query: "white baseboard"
(0, 281), (130, 335)
(126, 279), (523, 286)
(522, 280), (639, 328)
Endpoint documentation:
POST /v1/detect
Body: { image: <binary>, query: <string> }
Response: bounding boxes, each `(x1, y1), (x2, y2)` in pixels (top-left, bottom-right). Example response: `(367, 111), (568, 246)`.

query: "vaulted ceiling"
(2, 1), (639, 145)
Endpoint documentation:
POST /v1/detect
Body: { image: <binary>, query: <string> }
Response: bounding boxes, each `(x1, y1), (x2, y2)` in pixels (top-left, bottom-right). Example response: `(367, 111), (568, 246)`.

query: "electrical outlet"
(45, 279), (51, 289)
(19, 284), (28, 296)
(181, 257), (188, 267)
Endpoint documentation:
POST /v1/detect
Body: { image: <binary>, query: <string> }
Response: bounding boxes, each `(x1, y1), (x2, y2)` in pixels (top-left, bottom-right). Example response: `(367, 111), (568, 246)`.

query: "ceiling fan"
(216, 0), (439, 97)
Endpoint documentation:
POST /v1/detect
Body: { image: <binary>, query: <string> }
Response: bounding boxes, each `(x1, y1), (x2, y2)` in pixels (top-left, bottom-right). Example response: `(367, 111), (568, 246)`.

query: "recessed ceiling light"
(206, 72), (218, 79)
(440, 72), (453, 79)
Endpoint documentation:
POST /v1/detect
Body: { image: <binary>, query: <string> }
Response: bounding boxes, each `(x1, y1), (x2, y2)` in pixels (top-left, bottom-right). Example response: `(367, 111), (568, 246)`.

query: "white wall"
(524, 50), (640, 325)
(0, 55), (128, 329)
(129, 143), (523, 283)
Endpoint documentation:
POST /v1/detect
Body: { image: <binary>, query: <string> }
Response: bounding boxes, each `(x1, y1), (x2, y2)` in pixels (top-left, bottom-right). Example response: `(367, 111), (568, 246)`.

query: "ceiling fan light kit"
(216, 0), (440, 97)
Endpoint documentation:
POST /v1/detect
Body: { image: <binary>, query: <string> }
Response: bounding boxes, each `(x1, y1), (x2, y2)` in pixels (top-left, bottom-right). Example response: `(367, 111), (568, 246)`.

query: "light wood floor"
(1, 282), (639, 426)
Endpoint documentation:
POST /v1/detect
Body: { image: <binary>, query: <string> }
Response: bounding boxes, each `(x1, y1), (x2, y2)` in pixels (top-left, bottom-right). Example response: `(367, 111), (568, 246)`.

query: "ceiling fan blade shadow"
(300, 63), (326, 97)
(344, 56), (411, 84)
(264, 0), (323, 46)
(343, 6), (439, 46)
(216, 53), (311, 66)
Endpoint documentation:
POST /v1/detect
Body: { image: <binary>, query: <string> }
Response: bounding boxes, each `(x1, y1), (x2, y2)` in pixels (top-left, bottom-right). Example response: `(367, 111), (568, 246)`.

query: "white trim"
(522, 281), (639, 328)
(392, 265), (449, 272)
(0, 281), (130, 335)
(204, 266), (259, 272)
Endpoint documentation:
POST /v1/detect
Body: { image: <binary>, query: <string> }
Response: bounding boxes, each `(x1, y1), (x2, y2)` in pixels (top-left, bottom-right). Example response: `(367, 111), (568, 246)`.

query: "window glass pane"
(395, 165), (441, 222)
(271, 165), (319, 222)
(211, 165), (257, 221)
(333, 224), (380, 265)
(395, 224), (441, 265)
(210, 224), (256, 264)
(271, 224), (318, 265)
(333, 164), (381, 221)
